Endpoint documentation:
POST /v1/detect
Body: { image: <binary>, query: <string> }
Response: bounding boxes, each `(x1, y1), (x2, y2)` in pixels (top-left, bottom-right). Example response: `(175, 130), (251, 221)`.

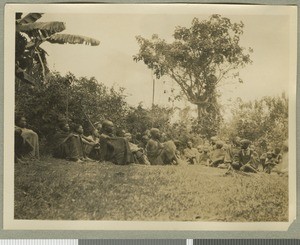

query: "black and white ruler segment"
(0, 240), (299, 245)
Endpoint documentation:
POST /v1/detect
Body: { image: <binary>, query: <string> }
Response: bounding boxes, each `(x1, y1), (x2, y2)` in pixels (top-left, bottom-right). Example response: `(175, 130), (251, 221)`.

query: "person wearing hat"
(146, 128), (178, 165)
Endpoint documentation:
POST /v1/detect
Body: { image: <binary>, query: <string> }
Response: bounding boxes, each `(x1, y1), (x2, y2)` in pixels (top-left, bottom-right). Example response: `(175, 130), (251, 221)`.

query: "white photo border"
(3, 3), (297, 231)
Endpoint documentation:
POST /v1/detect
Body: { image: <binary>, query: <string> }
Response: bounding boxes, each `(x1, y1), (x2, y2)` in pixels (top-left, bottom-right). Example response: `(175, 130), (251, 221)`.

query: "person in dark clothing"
(146, 128), (178, 165)
(124, 132), (150, 165)
(52, 122), (85, 162)
(183, 141), (199, 165)
(15, 126), (32, 163)
(234, 139), (259, 173)
(99, 120), (134, 165)
(209, 141), (225, 167)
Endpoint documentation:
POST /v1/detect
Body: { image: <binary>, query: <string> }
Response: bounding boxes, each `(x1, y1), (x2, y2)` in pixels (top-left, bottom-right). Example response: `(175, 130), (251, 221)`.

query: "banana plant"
(16, 13), (100, 84)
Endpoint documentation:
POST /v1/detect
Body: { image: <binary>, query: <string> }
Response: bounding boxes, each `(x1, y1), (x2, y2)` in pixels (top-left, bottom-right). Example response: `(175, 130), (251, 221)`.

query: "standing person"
(51, 122), (85, 163)
(146, 128), (178, 165)
(99, 120), (133, 165)
(15, 115), (39, 160)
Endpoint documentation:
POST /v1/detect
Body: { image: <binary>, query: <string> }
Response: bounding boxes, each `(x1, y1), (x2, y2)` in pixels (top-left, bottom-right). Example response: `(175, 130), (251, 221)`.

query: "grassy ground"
(15, 157), (288, 221)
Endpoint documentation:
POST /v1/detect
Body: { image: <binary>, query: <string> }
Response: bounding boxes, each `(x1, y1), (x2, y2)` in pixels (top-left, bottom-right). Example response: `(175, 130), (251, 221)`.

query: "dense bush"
(126, 104), (173, 135)
(15, 72), (129, 139)
(220, 94), (288, 152)
(15, 71), (288, 155)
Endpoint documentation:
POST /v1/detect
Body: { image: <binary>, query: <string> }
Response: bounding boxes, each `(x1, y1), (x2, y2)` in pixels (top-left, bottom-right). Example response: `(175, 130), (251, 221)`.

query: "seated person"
(197, 144), (203, 154)
(84, 128), (101, 160)
(273, 147), (283, 164)
(51, 122), (85, 163)
(72, 124), (95, 161)
(224, 137), (241, 167)
(15, 126), (32, 163)
(183, 141), (199, 164)
(260, 146), (273, 171)
(146, 128), (178, 165)
(198, 146), (210, 165)
(210, 136), (218, 151)
(124, 133), (150, 165)
(172, 140), (186, 165)
(272, 141), (288, 175)
(15, 115), (39, 162)
(94, 122), (102, 133)
(232, 139), (259, 173)
(263, 151), (277, 174)
(99, 120), (133, 165)
(138, 135), (149, 151)
(209, 141), (225, 167)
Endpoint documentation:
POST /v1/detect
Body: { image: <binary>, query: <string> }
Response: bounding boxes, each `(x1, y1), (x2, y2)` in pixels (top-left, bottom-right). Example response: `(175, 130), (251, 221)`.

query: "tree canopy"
(134, 15), (253, 135)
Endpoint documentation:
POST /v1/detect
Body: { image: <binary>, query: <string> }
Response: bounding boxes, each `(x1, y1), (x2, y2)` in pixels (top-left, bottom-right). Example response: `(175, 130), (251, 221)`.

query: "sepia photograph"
(3, 4), (297, 230)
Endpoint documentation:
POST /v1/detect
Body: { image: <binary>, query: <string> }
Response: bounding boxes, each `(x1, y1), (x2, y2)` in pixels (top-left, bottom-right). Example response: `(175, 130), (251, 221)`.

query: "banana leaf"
(17, 21), (66, 34)
(47, 33), (100, 46)
(17, 13), (43, 25)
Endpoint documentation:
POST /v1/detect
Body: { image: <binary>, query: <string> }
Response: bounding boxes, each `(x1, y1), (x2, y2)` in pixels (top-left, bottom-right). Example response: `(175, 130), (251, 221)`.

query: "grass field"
(15, 157), (288, 221)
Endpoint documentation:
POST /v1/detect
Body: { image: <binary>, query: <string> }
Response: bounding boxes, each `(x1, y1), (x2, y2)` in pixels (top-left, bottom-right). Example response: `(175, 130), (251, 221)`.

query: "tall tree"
(15, 13), (100, 84)
(134, 15), (252, 134)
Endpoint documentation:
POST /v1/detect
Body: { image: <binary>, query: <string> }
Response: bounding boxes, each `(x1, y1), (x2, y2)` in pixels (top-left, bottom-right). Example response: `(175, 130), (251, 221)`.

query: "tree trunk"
(197, 103), (203, 122)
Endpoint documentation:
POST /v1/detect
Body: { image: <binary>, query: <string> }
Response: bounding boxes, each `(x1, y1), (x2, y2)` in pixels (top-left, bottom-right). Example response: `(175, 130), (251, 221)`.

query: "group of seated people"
(49, 119), (180, 165)
(14, 115), (288, 175)
(181, 136), (288, 174)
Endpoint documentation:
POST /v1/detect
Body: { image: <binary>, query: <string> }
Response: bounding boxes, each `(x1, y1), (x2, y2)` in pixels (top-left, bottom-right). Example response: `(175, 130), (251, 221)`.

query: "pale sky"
(39, 7), (291, 114)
